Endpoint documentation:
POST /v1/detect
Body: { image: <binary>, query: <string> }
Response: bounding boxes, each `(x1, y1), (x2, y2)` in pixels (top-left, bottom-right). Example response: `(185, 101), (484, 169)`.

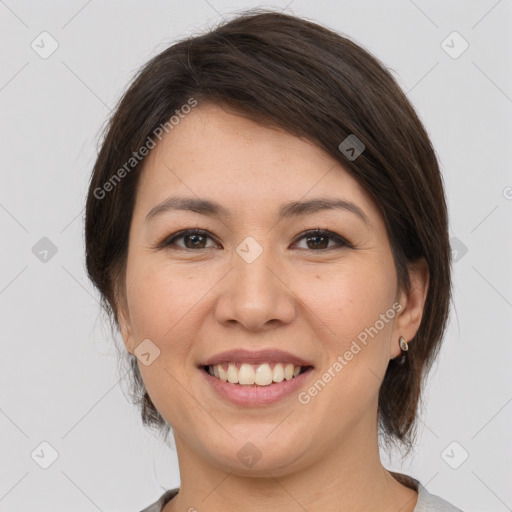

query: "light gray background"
(1, 1), (511, 511)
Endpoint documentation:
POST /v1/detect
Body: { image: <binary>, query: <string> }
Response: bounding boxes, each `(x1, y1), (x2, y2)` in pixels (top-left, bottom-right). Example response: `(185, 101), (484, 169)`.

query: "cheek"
(124, 259), (205, 418)
(295, 261), (397, 427)
(125, 256), (200, 339)
(296, 257), (396, 345)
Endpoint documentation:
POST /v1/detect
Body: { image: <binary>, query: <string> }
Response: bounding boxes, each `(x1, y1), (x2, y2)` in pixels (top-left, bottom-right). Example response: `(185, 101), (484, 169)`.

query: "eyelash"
(157, 228), (353, 251)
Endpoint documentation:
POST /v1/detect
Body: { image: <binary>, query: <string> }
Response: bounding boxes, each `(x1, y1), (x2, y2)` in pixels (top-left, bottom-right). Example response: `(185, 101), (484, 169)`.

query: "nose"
(214, 241), (297, 332)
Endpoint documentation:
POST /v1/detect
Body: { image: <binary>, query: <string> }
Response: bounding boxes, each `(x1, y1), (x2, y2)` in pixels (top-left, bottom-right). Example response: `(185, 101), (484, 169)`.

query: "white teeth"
(239, 363), (255, 385)
(218, 364), (228, 382)
(227, 363), (238, 384)
(284, 363), (294, 381)
(272, 363), (284, 383)
(207, 362), (304, 386)
(255, 363), (273, 386)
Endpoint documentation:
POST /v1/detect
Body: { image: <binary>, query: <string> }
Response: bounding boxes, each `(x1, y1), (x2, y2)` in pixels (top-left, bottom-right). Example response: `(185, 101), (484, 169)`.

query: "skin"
(118, 102), (429, 512)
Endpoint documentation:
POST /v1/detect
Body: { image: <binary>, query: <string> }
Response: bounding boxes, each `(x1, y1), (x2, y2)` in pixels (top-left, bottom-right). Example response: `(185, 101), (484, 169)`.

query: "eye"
(292, 229), (351, 250)
(160, 229), (219, 250)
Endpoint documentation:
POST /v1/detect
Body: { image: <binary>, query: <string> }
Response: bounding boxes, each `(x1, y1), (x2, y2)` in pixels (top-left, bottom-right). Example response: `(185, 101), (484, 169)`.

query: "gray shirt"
(139, 476), (464, 511)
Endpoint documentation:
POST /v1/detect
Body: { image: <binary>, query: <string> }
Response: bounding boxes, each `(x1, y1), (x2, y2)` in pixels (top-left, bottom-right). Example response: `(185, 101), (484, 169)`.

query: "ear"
(390, 257), (429, 359)
(118, 307), (135, 355)
(116, 287), (136, 356)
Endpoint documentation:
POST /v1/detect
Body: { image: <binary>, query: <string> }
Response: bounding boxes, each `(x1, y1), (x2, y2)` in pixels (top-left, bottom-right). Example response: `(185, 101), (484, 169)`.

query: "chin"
(203, 431), (312, 477)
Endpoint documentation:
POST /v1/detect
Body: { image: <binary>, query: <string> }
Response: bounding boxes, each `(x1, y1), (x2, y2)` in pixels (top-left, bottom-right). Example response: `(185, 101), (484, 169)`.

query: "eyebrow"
(145, 195), (371, 228)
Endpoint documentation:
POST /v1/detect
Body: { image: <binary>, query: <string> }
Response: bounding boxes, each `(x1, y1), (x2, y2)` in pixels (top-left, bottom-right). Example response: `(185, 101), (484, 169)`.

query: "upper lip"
(200, 349), (314, 368)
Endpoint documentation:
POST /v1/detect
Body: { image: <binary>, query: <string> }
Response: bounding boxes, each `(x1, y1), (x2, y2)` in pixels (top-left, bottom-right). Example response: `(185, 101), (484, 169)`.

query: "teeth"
(227, 363), (238, 384)
(207, 362), (304, 386)
(284, 363), (294, 381)
(255, 363), (272, 385)
(272, 363), (284, 383)
(218, 365), (228, 382)
(239, 363), (255, 385)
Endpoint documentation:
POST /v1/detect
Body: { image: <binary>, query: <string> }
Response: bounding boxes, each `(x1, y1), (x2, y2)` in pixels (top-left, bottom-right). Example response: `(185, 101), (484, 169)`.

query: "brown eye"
(293, 229), (351, 250)
(162, 229), (218, 250)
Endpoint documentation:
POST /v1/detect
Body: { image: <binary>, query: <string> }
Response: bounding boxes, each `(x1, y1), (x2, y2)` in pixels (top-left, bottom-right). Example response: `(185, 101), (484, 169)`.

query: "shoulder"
(414, 480), (464, 512)
(138, 488), (179, 512)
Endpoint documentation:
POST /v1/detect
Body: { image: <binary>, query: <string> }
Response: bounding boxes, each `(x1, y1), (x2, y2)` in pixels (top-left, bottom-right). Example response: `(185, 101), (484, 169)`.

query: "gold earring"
(399, 336), (408, 352)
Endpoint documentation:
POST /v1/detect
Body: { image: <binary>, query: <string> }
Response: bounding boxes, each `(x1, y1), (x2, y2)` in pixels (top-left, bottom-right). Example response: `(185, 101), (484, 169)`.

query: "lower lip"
(200, 367), (314, 406)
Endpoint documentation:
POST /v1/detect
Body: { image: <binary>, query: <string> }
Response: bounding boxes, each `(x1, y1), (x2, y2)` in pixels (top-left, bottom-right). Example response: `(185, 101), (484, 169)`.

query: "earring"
(392, 336), (408, 365)
(399, 336), (409, 353)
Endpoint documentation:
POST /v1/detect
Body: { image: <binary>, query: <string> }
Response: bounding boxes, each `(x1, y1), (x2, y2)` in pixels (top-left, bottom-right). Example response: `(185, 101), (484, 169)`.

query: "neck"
(164, 418), (418, 512)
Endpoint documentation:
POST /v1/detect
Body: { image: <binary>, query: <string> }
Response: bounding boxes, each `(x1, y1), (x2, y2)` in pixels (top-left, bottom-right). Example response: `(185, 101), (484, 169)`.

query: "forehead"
(135, 103), (380, 224)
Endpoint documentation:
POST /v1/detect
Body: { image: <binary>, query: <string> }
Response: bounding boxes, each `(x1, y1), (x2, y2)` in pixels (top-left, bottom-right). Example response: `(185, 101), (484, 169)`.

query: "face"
(118, 102), (427, 477)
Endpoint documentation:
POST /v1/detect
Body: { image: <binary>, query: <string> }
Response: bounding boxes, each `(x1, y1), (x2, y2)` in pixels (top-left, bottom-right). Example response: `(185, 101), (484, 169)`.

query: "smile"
(200, 364), (314, 407)
(204, 362), (309, 386)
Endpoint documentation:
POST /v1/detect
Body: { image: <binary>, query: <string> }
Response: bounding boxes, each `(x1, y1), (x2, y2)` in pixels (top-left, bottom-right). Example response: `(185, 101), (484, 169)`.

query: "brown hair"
(85, 9), (451, 455)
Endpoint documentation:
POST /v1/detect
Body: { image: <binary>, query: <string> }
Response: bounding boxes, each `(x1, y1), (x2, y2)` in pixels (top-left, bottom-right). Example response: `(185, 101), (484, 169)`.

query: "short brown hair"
(85, 9), (452, 454)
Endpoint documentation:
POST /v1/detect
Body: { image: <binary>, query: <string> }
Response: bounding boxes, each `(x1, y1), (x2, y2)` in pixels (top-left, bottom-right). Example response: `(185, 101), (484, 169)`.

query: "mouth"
(198, 348), (315, 406)
(202, 362), (313, 386)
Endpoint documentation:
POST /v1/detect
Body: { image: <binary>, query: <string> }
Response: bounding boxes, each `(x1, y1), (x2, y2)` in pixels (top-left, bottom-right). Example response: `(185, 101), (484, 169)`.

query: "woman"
(85, 10), (463, 512)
